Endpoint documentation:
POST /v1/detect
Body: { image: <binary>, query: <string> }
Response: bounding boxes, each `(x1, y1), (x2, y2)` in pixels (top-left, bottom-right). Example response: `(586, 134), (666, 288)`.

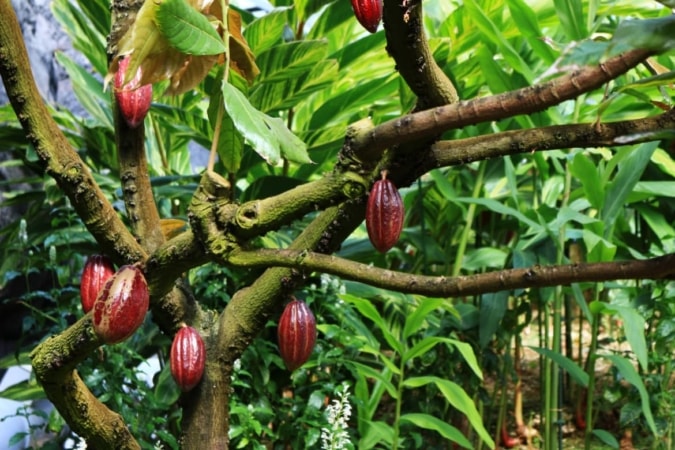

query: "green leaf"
(505, 0), (557, 64)
(601, 305), (648, 371)
(293, 0), (324, 23)
(51, 0), (108, 75)
(602, 142), (657, 235)
(243, 7), (290, 55)
(582, 228), (616, 263)
(634, 204), (675, 240)
(359, 421), (394, 449)
(255, 40), (328, 83)
(55, 52), (112, 129)
(570, 152), (604, 210)
(601, 354), (657, 436)
(9, 432), (28, 448)
(528, 346), (589, 387)
(154, 364), (181, 406)
(250, 60), (338, 113)
(402, 336), (445, 363)
(341, 294), (403, 354)
(446, 339), (483, 381)
(402, 377), (493, 448)
(0, 351), (32, 369)
(463, 0), (535, 82)
(262, 116), (313, 165)
(651, 148), (675, 178)
(402, 298), (446, 340)
(456, 197), (542, 233)
(0, 379), (45, 402)
(208, 82), (244, 174)
(156, 0), (226, 56)
(463, 247), (508, 271)
(592, 429), (619, 448)
(553, 0), (587, 40)
(609, 15), (675, 56)
(220, 82), (310, 165)
(400, 413), (472, 449)
(479, 291), (509, 349)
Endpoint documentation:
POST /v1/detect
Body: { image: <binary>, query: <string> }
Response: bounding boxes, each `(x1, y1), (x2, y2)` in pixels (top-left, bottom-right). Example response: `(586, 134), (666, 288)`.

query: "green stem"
(452, 161), (486, 276)
(392, 355), (405, 450)
(547, 153), (573, 448)
(584, 309), (600, 450)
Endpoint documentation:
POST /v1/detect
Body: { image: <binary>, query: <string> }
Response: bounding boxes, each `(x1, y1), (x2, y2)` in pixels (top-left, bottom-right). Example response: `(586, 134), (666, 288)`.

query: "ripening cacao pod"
(366, 171), (404, 253)
(80, 255), (115, 313)
(170, 325), (206, 392)
(114, 56), (152, 128)
(93, 265), (149, 344)
(277, 299), (316, 371)
(351, 0), (383, 33)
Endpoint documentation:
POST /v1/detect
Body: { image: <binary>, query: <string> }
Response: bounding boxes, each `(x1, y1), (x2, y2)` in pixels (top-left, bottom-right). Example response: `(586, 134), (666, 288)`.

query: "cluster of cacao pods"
(366, 171), (404, 253)
(170, 325), (206, 392)
(277, 298), (316, 371)
(91, 264), (150, 344)
(114, 56), (152, 128)
(350, 0), (383, 33)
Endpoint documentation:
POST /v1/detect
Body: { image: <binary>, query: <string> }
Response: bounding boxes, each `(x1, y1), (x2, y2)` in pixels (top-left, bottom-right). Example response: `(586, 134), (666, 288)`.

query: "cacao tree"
(0, 0), (674, 448)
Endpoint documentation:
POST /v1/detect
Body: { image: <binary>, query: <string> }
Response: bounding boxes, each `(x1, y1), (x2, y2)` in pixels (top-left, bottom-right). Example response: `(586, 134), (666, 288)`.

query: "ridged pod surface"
(366, 172), (404, 253)
(80, 254), (115, 313)
(350, 0), (383, 33)
(277, 299), (316, 371)
(170, 325), (206, 392)
(114, 56), (152, 128)
(93, 265), (149, 344)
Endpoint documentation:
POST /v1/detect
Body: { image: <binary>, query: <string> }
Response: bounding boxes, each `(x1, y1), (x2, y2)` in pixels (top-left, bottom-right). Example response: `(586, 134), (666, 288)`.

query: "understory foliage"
(0, 0), (674, 449)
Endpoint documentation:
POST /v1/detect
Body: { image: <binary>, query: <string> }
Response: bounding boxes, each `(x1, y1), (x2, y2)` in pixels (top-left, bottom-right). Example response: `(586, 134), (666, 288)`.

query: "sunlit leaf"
(243, 7), (291, 55)
(553, 0), (587, 41)
(156, 0), (226, 55)
(263, 116), (312, 165)
(218, 82), (309, 166)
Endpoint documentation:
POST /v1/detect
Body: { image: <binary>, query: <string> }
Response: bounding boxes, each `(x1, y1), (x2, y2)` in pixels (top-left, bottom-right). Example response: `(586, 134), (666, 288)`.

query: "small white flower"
(321, 383), (353, 450)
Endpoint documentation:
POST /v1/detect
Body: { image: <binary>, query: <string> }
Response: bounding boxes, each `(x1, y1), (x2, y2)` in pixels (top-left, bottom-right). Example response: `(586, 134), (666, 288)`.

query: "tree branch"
(425, 108), (675, 170)
(115, 112), (165, 252)
(30, 317), (141, 449)
(383, 0), (458, 108)
(228, 248), (675, 297)
(350, 48), (653, 160)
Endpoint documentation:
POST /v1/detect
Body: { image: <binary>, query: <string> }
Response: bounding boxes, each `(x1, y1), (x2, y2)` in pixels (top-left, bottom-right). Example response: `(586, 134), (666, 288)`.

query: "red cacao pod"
(351, 0), (383, 33)
(170, 325), (206, 392)
(277, 299), (316, 371)
(366, 172), (404, 253)
(93, 265), (149, 344)
(114, 56), (152, 128)
(80, 255), (115, 314)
